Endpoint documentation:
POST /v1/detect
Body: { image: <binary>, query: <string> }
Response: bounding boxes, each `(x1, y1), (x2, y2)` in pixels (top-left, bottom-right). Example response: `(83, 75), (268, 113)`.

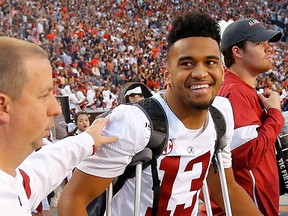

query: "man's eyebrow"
(207, 55), (220, 60)
(178, 55), (220, 61)
(178, 56), (194, 62)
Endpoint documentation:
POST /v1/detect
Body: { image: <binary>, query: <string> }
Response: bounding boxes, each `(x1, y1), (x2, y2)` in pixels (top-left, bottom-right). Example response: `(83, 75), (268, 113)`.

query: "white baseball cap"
(124, 86), (142, 97)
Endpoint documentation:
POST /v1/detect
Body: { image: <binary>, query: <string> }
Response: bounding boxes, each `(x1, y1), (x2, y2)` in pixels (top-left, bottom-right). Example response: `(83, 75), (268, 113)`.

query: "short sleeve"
(78, 104), (151, 177)
(212, 96), (234, 168)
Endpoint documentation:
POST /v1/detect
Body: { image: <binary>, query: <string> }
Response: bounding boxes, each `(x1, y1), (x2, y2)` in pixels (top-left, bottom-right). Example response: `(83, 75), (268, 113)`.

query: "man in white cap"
(124, 86), (145, 103)
(99, 83), (152, 114)
(115, 82), (153, 105)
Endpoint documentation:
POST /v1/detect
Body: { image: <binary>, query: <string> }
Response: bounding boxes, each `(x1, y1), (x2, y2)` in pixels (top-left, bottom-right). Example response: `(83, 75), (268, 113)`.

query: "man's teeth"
(190, 84), (209, 90)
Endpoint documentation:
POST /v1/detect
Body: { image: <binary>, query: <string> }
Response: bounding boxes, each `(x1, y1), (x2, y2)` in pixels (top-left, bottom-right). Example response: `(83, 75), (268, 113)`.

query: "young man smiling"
(58, 12), (261, 216)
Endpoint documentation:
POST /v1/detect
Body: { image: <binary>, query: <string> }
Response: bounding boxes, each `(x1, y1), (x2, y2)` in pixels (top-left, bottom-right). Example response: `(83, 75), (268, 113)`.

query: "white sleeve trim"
(230, 125), (259, 150)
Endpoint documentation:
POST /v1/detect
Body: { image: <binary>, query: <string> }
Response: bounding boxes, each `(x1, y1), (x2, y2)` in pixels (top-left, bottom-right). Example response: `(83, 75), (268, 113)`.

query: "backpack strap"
(150, 155), (161, 216)
(209, 105), (227, 173)
(135, 97), (169, 158)
(135, 97), (168, 216)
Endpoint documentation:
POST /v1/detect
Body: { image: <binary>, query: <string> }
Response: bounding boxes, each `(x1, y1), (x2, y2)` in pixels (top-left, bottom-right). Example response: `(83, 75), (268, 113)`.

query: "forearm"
(58, 192), (88, 216)
(228, 183), (262, 216)
(58, 169), (113, 216)
(207, 167), (262, 216)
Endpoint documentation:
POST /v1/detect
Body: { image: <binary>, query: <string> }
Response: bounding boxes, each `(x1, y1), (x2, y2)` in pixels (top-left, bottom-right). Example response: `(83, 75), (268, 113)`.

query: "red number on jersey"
(145, 152), (210, 215)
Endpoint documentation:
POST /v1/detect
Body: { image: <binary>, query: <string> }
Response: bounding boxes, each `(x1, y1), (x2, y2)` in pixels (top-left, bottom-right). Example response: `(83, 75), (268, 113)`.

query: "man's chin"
(188, 99), (214, 111)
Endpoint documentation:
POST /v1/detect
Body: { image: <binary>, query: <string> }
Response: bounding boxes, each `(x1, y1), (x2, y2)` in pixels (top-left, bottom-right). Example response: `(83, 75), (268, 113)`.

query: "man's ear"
(221, 64), (225, 76)
(128, 95), (134, 102)
(0, 94), (10, 125)
(231, 46), (242, 59)
(164, 67), (171, 87)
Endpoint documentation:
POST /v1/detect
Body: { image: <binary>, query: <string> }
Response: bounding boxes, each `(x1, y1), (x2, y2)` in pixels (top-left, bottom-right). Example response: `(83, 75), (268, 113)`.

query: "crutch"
(134, 161), (144, 216)
(106, 183), (113, 216)
(202, 180), (213, 216)
(216, 149), (232, 216)
(105, 148), (152, 216)
(204, 105), (232, 215)
(202, 147), (232, 216)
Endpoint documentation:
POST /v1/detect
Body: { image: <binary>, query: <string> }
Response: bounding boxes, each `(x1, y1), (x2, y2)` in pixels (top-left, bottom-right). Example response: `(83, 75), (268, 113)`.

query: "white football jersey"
(78, 92), (234, 216)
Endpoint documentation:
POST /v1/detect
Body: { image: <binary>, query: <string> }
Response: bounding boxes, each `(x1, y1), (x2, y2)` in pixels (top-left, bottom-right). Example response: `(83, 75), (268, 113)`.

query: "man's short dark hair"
(167, 12), (221, 52)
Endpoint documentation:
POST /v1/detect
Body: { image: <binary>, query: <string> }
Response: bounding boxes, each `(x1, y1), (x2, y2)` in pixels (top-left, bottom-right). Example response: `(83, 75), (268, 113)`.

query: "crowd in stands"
(0, 0), (287, 113)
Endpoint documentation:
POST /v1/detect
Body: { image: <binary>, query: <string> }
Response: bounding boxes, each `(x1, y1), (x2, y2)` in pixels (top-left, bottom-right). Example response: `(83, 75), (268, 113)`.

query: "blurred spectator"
(0, 0), (286, 113)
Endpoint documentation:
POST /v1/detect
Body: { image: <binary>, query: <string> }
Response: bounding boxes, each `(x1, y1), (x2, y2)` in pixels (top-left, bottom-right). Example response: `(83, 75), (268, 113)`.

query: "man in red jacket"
(203, 18), (284, 216)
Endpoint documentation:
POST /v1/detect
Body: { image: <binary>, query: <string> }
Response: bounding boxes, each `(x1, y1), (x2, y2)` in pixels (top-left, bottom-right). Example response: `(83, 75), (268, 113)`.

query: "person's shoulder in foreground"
(0, 36), (118, 215)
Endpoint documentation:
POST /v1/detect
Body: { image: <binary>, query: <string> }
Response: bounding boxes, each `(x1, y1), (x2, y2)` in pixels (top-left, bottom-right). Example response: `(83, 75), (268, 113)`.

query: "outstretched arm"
(19, 118), (118, 211)
(58, 168), (113, 216)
